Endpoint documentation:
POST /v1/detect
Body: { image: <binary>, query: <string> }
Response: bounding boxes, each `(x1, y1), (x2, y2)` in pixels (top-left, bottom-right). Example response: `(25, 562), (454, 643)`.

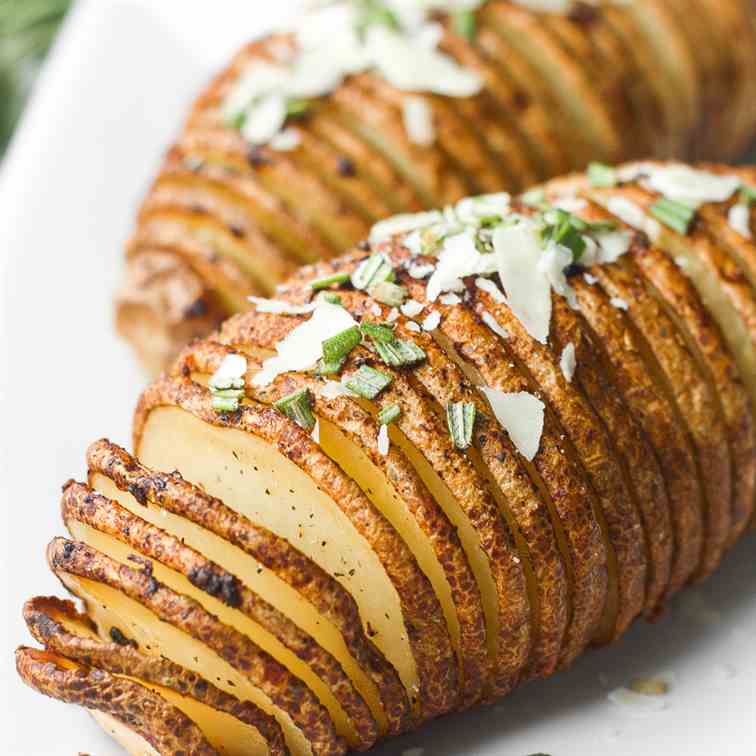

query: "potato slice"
(86, 439), (410, 737)
(481, 3), (621, 163)
(178, 336), (491, 705)
(48, 538), (345, 756)
(23, 596), (286, 756)
(129, 210), (264, 306)
(133, 377), (459, 721)
(213, 311), (532, 698)
(115, 249), (227, 376)
(16, 646), (216, 756)
(336, 292), (569, 680)
(60, 481), (378, 750)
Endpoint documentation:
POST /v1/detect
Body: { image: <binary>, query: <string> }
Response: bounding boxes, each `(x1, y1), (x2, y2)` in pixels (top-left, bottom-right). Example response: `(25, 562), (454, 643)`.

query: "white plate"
(1, 2), (754, 753)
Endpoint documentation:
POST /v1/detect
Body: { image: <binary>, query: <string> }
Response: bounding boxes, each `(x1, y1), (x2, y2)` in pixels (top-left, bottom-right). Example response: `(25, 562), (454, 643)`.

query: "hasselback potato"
(115, 0), (756, 374)
(17, 160), (756, 755)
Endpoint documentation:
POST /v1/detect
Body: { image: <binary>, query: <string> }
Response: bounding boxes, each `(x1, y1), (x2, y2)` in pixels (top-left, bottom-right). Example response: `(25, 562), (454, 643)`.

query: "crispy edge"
(15, 645), (217, 756)
(23, 595), (289, 756)
(85, 439), (411, 736)
(60, 482), (379, 750)
(132, 377), (459, 721)
(47, 537), (346, 756)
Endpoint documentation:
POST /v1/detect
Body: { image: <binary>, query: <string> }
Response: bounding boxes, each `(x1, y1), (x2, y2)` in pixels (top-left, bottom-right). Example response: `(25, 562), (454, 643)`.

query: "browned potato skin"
(47, 537), (347, 756)
(16, 646), (218, 756)
(281, 253), (608, 668)
(85, 439), (412, 736)
(133, 377), (460, 722)
(59, 481), (380, 750)
(177, 340), (491, 708)
(115, 3), (756, 375)
(209, 313), (528, 700)
(23, 596), (290, 756)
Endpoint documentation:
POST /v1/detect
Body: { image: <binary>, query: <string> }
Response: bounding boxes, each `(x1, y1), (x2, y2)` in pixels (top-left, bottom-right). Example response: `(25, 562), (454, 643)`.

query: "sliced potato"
(23, 596), (287, 756)
(86, 439), (410, 736)
(60, 481), (378, 750)
(16, 646), (216, 756)
(47, 537), (345, 756)
(133, 377), (459, 721)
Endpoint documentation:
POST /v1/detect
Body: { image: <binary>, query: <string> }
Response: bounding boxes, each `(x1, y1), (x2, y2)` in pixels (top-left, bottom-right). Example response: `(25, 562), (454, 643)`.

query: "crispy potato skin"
(47, 537), (347, 756)
(22, 596), (289, 756)
(16, 646), (218, 756)
(115, 3), (756, 373)
(134, 377), (460, 723)
(85, 439), (412, 736)
(59, 481), (380, 750)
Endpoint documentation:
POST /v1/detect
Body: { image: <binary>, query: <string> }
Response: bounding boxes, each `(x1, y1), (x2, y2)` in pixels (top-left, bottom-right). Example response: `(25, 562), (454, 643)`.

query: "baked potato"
(114, 0), (756, 374)
(16, 160), (756, 754)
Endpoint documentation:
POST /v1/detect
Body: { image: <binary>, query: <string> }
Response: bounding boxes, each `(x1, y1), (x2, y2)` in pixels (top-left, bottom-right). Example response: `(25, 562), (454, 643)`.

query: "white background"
(0, 1), (754, 753)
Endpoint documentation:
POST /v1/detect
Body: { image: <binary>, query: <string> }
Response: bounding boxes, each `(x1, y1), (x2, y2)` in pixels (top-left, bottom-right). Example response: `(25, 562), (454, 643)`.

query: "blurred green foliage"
(0, 0), (72, 154)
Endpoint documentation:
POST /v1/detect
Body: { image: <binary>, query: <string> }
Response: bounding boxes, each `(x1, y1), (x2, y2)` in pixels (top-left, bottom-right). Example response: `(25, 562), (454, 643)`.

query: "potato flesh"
(384, 422), (500, 663)
(658, 233), (756, 403)
(136, 406), (418, 701)
(90, 711), (161, 756)
(90, 473), (386, 734)
(50, 605), (270, 756)
(316, 418), (461, 653)
(65, 519), (358, 747)
(58, 572), (311, 756)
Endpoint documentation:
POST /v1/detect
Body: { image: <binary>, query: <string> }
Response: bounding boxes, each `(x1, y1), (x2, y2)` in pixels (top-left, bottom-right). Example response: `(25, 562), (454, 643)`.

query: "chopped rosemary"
(309, 271), (350, 290)
(360, 321), (396, 343)
(739, 184), (756, 207)
(369, 281), (407, 307)
(225, 110), (246, 130)
(373, 338), (426, 367)
(286, 98), (310, 117)
(540, 208), (587, 259)
(377, 404), (401, 425)
(322, 325), (362, 364)
(317, 357), (346, 376)
(351, 252), (395, 291)
(587, 162), (617, 188)
(354, 0), (399, 38)
(212, 395), (241, 413)
(650, 197), (696, 235)
(446, 402), (476, 449)
(344, 365), (393, 399)
(321, 292), (343, 305)
(274, 388), (316, 431)
(453, 9), (476, 40)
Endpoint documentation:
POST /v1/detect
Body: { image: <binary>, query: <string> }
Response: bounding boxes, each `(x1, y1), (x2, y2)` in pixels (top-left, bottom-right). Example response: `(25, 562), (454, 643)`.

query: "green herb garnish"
(225, 110), (247, 130)
(587, 162), (617, 188)
(344, 365), (393, 399)
(453, 10), (476, 40)
(212, 395), (241, 413)
(352, 252), (395, 291)
(446, 402), (476, 450)
(309, 271), (350, 290)
(360, 321), (396, 343)
(317, 357), (346, 376)
(739, 184), (756, 207)
(322, 326), (362, 364)
(354, 0), (399, 38)
(540, 208), (587, 259)
(286, 98), (310, 117)
(650, 197), (696, 235)
(373, 338), (426, 368)
(369, 281), (407, 307)
(377, 404), (401, 425)
(274, 388), (316, 431)
(321, 292), (343, 305)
